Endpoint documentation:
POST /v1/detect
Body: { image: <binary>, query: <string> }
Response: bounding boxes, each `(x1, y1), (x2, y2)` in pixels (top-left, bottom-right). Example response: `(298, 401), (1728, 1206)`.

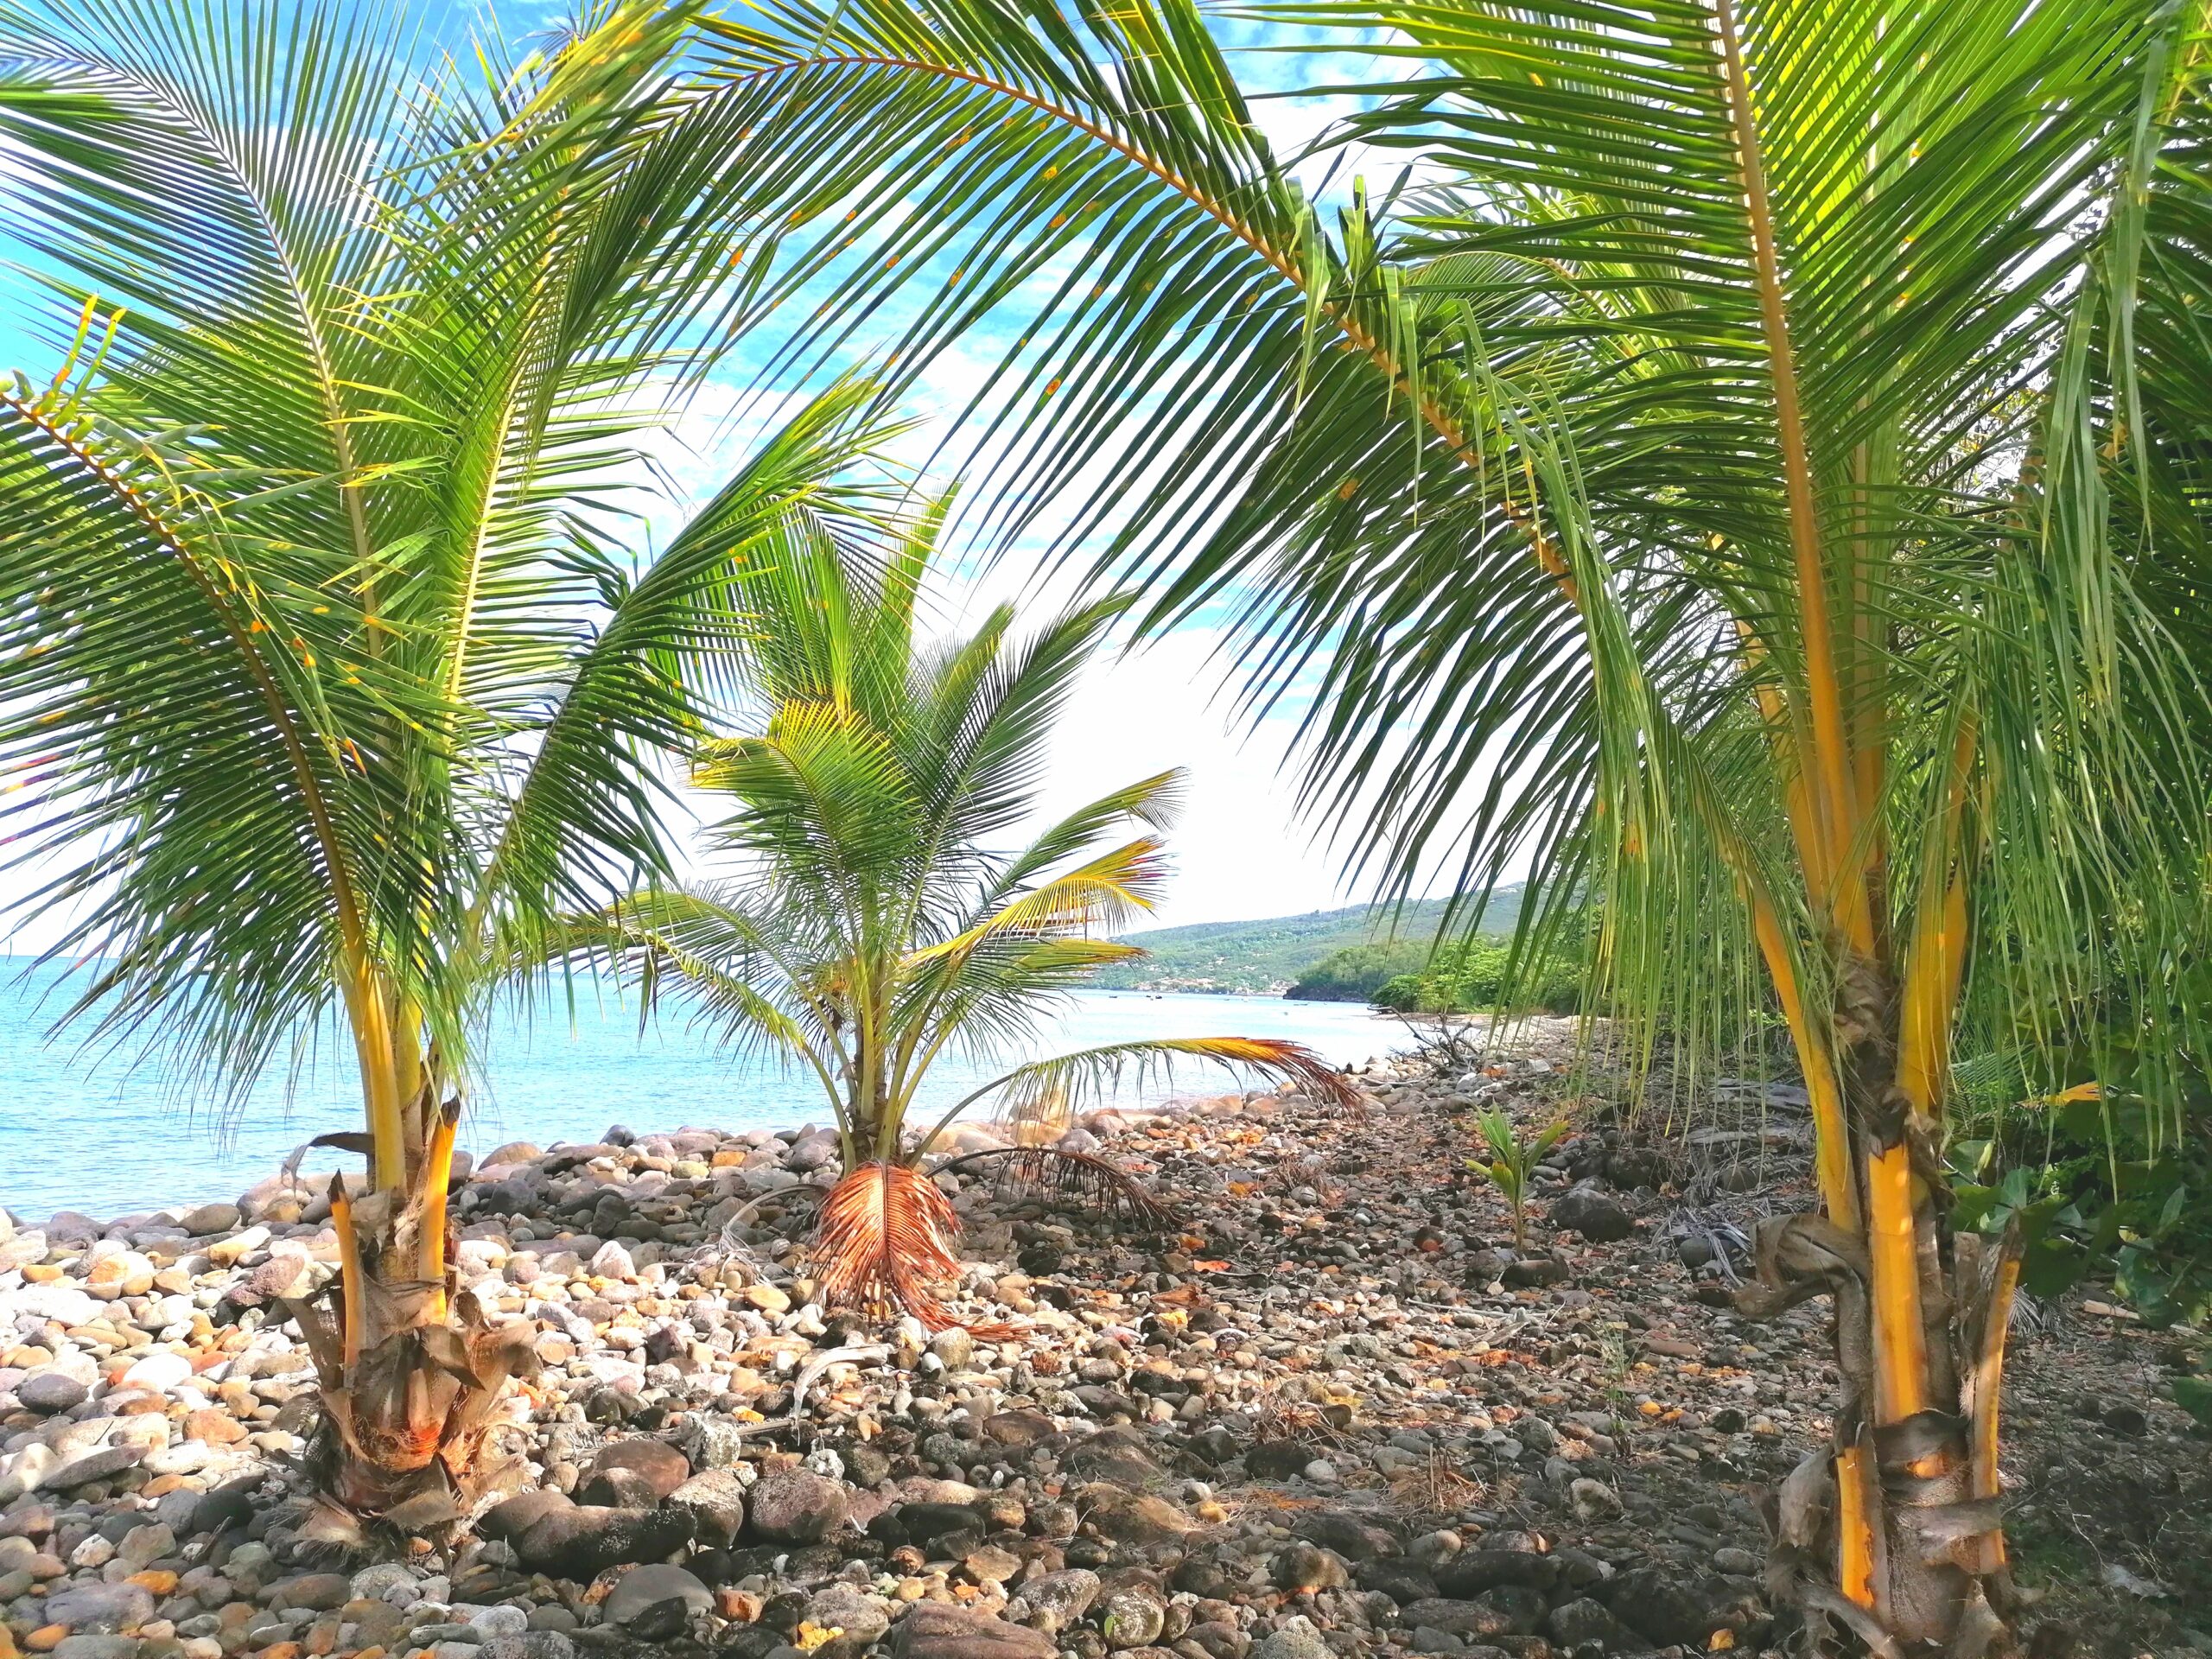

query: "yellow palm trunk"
(1746, 719), (2022, 1648)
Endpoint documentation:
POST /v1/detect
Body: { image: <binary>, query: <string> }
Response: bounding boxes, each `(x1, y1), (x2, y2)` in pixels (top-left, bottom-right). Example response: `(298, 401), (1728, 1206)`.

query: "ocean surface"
(0, 958), (1401, 1222)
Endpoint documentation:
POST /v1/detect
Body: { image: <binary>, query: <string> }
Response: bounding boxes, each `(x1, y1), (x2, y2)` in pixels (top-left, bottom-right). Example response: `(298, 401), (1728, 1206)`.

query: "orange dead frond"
(812, 1162), (1018, 1338)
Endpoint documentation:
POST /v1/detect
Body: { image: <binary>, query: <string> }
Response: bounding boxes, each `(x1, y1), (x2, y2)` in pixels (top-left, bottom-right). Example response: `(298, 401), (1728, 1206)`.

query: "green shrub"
(1285, 939), (1433, 1001)
(1371, 939), (1581, 1015)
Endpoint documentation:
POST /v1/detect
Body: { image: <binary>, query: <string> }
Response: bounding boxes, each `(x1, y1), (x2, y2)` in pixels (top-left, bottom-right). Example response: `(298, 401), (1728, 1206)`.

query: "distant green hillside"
(1091, 890), (1522, 995)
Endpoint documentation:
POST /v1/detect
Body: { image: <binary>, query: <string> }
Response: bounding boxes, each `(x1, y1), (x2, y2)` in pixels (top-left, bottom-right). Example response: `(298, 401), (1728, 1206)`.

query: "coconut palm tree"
(548, 508), (1361, 1327)
(525, 0), (2212, 1643)
(0, 0), (906, 1528)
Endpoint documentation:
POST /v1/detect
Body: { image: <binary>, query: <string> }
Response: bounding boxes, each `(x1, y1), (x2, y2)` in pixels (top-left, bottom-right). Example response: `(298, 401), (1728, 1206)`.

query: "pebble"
(0, 1027), (2168, 1656)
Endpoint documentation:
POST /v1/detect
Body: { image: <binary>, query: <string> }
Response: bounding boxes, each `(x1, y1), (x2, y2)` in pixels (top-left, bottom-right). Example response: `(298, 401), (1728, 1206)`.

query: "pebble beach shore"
(0, 1020), (2202, 1659)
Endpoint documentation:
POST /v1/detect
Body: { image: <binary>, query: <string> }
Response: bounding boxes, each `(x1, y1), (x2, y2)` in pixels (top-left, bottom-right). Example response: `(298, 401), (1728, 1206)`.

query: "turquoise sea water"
(0, 959), (1399, 1223)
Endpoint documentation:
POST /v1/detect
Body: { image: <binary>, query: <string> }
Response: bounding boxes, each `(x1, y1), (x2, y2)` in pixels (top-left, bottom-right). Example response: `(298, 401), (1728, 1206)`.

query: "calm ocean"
(0, 959), (1399, 1223)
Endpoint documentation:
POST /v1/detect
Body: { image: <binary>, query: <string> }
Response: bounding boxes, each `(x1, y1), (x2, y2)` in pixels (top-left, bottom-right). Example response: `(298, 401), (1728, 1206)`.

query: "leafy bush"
(1285, 939), (1434, 1001)
(1371, 939), (1582, 1015)
(1948, 1076), (2212, 1327)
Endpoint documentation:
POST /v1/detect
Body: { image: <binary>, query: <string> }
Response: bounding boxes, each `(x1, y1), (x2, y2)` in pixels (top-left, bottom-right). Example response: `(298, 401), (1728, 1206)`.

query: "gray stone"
(744, 1467), (849, 1543)
(1546, 1597), (1638, 1650)
(43, 1580), (156, 1634)
(350, 1563), (424, 1604)
(1551, 1185), (1633, 1243)
(925, 1328), (975, 1370)
(804, 1583), (891, 1647)
(45, 1443), (146, 1490)
(17, 1370), (88, 1414)
(667, 1469), (747, 1548)
(480, 1488), (572, 1541)
(266, 1571), (351, 1611)
(603, 1562), (711, 1640)
(1296, 1510), (1397, 1563)
(1435, 1549), (1556, 1598)
(480, 1634), (575, 1659)
(408, 1623), (481, 1645)
(118, 1523), (174, 1568)
(1019, 1567), (1100, 1636)
(1060, 1426), (1167, 1487)
(0, 1230), (48, 1272)
(53, 1638), (141, 1659)
(1252, 1618), (1332, 1659)
(515, 1505), (696, 1580)
(1595, 1565), (1718, 1647)
(673, 1413), (755, 1470)
(1098, 1586), (1166, 1649)
(1398, 1600), (1517, 1639)
(181, 1202), (243, 1236)
(222, 1541), (276, 1595)
(1076, 1482), (1192, 1544)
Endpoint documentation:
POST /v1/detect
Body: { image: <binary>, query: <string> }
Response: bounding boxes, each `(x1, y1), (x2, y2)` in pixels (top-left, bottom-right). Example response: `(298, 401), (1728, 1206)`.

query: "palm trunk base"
(1740, 1212), (2029, 1659)
(286, 1276), (539, 1540)
(282, 1154), (538, 1542)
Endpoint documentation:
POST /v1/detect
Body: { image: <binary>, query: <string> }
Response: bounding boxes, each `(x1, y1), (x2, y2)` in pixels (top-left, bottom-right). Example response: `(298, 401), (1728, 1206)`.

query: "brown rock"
(1075, 1484), (1193, 1545)
(892, 1602), (1054, 1658)
(746, 1469), (849, 1544)
(186, 1409), (247, 1446)
(580, 1439), (690, 1504)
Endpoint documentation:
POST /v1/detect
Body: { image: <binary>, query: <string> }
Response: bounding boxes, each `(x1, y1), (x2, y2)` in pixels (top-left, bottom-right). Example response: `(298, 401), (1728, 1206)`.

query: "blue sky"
(0, 1), (1428, 944)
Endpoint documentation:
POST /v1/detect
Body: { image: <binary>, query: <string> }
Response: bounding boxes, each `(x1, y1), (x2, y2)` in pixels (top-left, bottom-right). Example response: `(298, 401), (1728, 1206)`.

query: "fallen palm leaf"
(810, 1162), (1019, 1338)
(936, 1145), (1172, 1230)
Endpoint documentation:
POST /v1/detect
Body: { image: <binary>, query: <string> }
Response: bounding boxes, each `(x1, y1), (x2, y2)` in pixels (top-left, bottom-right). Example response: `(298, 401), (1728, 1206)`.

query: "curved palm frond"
(937, 1144), (1173, 1228)
(915, 1033), (1365, 1158)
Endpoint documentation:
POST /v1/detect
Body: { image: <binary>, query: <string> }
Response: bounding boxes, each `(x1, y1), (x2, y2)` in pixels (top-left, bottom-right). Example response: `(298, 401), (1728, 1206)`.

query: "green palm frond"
(532, 0), (2212, 1105)
(0, 0), (903, 1122)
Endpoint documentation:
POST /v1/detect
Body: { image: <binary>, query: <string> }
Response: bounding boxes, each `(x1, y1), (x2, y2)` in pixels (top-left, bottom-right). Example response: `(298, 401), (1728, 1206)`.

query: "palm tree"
(0, 0), (905, 1528)
(531, 0), (2212, 1643)
(550, 508), (1360, 1327)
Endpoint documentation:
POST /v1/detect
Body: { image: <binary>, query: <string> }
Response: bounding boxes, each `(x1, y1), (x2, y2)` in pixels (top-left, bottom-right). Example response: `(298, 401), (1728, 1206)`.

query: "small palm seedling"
(1465, 1110), (1567, 1249)
(555, 518), (1363, 1329)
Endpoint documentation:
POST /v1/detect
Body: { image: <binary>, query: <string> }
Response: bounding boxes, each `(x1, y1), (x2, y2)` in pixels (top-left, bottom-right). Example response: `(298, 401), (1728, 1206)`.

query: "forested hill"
(1091, 889), (1522, 995)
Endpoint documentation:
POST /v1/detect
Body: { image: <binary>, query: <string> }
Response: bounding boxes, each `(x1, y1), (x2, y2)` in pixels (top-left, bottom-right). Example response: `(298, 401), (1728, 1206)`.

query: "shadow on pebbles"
(0, 1018), (2202, 1659)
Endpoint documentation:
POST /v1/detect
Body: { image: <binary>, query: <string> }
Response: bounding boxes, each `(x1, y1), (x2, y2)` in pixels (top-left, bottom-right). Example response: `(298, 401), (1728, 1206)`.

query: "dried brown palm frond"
(938, 1145), (1173, 1230)
(1388, 1448), (1486, 1516)
(810, 1160), (1019, 1338)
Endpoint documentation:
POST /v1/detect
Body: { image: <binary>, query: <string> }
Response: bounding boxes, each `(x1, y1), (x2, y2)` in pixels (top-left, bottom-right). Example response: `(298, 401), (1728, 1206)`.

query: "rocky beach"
(0, 1022), (2202, 1659)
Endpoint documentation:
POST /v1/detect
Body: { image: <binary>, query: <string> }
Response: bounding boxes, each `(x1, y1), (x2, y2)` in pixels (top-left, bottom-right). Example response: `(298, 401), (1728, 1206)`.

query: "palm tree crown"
(563, 505), (1357, 1154)
(0, 0), (902, 1519)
